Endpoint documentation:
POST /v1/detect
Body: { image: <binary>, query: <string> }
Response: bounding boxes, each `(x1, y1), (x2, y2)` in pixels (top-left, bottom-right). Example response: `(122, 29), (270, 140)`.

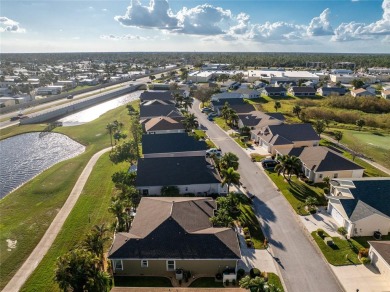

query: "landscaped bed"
(189, 277), (224, 288)
(311, 230), (365, 266)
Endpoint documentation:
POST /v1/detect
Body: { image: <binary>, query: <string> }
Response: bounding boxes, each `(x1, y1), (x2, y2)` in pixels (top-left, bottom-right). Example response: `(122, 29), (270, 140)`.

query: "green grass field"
(21, 153), (127, 291)
(0, 101), (138, 290)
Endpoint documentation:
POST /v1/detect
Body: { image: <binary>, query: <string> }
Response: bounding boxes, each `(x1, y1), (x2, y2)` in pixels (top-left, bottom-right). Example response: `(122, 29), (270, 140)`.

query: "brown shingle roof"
(144, 116), (184, 132)
(369, 241), (390, 266)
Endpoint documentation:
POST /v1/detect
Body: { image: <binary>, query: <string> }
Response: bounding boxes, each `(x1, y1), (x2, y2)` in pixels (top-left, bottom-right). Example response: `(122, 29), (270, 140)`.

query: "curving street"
(191, 99), (343, 292)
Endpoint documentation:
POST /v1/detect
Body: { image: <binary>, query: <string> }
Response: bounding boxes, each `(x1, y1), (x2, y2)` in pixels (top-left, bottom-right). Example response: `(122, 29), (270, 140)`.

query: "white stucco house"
(368, 241), (390, 277)
(327, 178), (390, 238)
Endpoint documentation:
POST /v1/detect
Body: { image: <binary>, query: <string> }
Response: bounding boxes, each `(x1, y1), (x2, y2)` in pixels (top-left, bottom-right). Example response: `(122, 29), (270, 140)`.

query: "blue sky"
(1, 0), (389, 53)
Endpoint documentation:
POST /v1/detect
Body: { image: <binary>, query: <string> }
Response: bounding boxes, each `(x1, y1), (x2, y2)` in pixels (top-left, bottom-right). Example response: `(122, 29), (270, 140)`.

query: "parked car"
(206, 148), (222, 157)
(261, 158), (278, 169)
(19, 115), (29, 120)
(10, 116), (20, 121)
(201, 107), (212, 113)
(67, 94), (74, 99)
(208, 112), (218, 118)
(207, 116), (214, 121)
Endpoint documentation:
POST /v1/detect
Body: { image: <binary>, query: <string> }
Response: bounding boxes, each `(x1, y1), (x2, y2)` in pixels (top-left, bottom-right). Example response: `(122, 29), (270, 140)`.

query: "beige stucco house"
(327, 178), (390, 238)
(369, 241), (390, 277)
(108, 197), (241, 281)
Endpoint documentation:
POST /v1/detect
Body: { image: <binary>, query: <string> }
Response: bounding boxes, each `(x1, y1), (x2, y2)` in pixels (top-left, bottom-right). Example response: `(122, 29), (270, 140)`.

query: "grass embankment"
(265, 171), (326, 216)
(193, 129), (216, 148)
(213, 117), (230, 131)
(114, 276), (173, 287)
(21, 153), (127, 291)
(311, 231), (365, 266)
(268, 273), (284, 291)
(0, 101), (138, 290)
(237, 194), (266, 249)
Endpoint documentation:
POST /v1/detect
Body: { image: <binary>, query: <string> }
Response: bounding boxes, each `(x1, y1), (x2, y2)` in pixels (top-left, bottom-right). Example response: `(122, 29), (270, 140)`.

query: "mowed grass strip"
(21, 153), (127, 291)
(0, 101), (138, 290)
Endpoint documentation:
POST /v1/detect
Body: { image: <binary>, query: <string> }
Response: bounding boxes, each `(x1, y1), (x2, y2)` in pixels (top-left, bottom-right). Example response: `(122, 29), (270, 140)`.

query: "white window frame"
(113, 259), (123, 271)
(166, 260), (175, 271)
(141, 260), (148, 268)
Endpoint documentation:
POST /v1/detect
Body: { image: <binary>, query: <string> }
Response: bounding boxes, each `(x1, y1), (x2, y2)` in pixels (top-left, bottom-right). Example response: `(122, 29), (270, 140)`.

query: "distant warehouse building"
(187, 71), (214, 83)
(246, 70), (319, 83)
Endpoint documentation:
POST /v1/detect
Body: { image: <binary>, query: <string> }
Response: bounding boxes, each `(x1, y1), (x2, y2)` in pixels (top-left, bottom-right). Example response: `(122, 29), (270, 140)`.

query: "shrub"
(324, 237), (334, 246)
(243, 227), (249, 233)
(232, 279), (236, 286)
(317, 229), (325, 238)
(323, 187), (329, 194)
(245, 239), (252, 247)
(250, 268), (261, 278)
(244, 234), (251, 240)
(360, 257), (371, 264)
(359, 248), (369, 258)
(225, 279), (229, 286)
(337, 227), (347, 236)
(237, 269), (245, 279)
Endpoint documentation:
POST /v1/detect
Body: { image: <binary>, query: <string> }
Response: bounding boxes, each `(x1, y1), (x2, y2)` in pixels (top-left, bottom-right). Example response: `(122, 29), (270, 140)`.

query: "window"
(142, 189), (149, 196)
(319, 174), (323, 179)
(141, 260), (148, 268)
(166, 260), (175, 271)
(113, 260), (123, 271)
(333, 173), (338, 178)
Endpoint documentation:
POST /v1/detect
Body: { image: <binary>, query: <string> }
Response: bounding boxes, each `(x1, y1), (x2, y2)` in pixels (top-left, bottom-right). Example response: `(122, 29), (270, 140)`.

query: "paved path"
(322, 134), (390, 176)
(192, 101), (343, 292)
(3, 147), (112, 292)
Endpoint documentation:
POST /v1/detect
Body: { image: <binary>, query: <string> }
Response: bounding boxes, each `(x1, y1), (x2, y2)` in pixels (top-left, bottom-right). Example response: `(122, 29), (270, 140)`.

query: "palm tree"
(275, 155), (302, 181)
(239, 275), (267, 291)
(221, 167), (240, 193)
(106, 123), (116, 148)
(221, 102), (231, 122)
(220, 152), (239, 170)
(228, 109), (239, 127)
(292, 105), (301, 118)
(305, 196), (318, 212)
(274, 101), (281, 112)
(182, 97), (193, 112)
(108, 199), (126, 231)
(183, 113), (198, 131)
(83, 224), (110, 270)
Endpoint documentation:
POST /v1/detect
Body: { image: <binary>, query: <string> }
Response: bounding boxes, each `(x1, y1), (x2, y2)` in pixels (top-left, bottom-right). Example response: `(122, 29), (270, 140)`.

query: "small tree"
(356, 119), (365, 131)
(305, 196), (318, 212)
(351, 79), (364, 89)
(314, 119), (326, 138)
(221, 167), (241, 193)
(334, 131), (343, 144)
(292, 105), (301, 118)
(274, 101), (281, 112)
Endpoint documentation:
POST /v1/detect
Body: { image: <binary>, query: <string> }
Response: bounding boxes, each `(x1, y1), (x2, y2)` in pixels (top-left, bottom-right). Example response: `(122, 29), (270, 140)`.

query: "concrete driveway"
(192, 100), (343, 292)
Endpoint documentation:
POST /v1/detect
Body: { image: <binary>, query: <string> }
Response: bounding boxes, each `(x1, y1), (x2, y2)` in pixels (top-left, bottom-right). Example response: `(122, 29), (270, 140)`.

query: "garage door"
(329, 204), (344, 226)
(371, 252), (390, 277)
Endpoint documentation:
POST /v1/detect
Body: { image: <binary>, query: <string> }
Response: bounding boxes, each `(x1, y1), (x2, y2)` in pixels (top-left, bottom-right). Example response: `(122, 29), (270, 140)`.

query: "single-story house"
(327, 178), (390, 237)
(143, 117), (186, 134)
(139, 91), (174, 102)
(135, 156), (226, 195)
(263, 87), (287, 97)
(252, 123), (320, 155)
(210, 98), (254, 115)
(211, 92), (242, 101)
(276, 146), (364, 183)
(108, 197), (241, 281)
(351, 88), (375, 97)
(368, 241), (390, 277)
(274, 81), (297, 88)
(381, 89), (390, 99)
(238, 111), (284, 129)
(288, 86), (316, 97)
(142, 133), (207, 158)
(317, 87), (347, 97)
(235, 88), (259, 99)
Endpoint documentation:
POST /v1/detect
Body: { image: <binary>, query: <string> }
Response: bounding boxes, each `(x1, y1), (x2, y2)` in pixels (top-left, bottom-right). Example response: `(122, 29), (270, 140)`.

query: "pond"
(58, 91), (142, 126)
(0, 132), (85, 199)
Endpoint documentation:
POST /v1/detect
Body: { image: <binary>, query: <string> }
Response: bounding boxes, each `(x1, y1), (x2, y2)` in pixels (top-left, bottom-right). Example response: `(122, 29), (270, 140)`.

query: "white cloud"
(0, 16), (26, 33)
(102, 8), (108, 12)
(307, 8), (334, 36)
(332, 0), (390, 41)
(115, 0), (178, 29)
(100, 34), (150, 41)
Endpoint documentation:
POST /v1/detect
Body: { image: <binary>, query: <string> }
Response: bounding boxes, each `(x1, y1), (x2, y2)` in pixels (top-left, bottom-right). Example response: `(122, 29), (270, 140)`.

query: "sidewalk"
(3, 147), (112, 292)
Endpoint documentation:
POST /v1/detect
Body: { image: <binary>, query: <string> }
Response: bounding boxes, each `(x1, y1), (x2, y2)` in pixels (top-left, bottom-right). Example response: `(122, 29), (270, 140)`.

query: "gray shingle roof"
(142, 133), (207, 154)
(140, 91), (173, 101)
(140, 104), (182, 119)
(338, 179), (390, 219)
(108, 197), (241, 260)
(144, 117), (185, 132)
(265, 123), (319, 143)
(264, 87), (287, 94)
(369, 241), (390, 266)
(135, 156), (221, 187)
(290, 86), (316, 94)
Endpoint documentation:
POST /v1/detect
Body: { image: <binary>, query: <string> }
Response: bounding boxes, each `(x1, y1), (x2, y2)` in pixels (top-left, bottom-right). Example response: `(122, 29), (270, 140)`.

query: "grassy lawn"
(189, 277), (224, 288)
(233, 136), (247, 148)
(21, 153), (128, 291)
(311, 231), (365, 266)
(265, 171), (326, 216)
(0, 101), (138, 290)
(268, 273), (284, 291)
(352, 235), (390, 248)
(214, 117), (230, 131)
(114, 276), (173, 287)
(67, 85), (94, 92)
(320, 139), (389, 177)
(237, 194), (266, 249)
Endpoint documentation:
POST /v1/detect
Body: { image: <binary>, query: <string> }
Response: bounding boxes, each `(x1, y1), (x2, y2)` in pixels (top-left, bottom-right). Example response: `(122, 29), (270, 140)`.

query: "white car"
(206, 148), (222, 157)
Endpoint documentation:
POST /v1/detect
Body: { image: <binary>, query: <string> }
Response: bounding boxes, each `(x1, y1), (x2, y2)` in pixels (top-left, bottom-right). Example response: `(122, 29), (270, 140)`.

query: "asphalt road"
(191, 100), (343, 292)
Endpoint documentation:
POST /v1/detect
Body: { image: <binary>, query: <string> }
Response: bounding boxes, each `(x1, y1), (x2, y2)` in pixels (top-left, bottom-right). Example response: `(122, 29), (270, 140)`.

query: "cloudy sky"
(1, 0), (389, 53)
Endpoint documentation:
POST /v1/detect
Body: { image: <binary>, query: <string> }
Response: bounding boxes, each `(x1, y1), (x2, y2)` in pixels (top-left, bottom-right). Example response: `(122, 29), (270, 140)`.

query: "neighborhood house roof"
(140, 104), (181, 119)
(142, 133), (207, 154)
(334, 179), (390, 220)
(264, 87), (287, 93)
(211, 98), (246, 107)
(135, 156), (221, 187)
(260, 124), (319, 144)
(319, 87), (347, 94)
(279, 146), (364, 172)
(290, 86), (316, 93)
(108, 197), (241, 260)
(144, 117), (185, 132)
(239, 111), (284, 128)
(139, 91), (173, 101)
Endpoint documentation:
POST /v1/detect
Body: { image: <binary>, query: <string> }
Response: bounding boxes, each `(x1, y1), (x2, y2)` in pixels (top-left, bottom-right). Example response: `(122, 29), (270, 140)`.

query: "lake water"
(58, 90), (142, 126)
(0, 132), (85, 199)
